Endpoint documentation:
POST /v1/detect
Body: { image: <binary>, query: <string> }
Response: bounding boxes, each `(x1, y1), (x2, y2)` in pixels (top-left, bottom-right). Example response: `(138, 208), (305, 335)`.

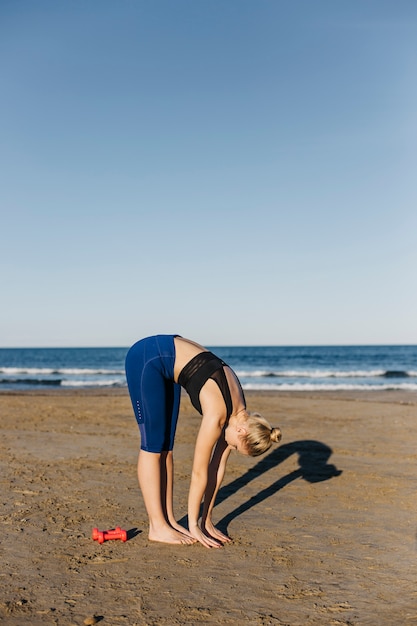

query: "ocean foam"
(235, 369), (410, 379)
(0, 367), (123, 376)
(242, 382), (417, 391)
(61, 378), (124, 387)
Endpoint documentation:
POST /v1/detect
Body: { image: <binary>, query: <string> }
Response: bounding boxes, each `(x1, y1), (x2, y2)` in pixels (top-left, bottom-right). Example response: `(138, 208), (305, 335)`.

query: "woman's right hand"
(202, 519), (232, 544)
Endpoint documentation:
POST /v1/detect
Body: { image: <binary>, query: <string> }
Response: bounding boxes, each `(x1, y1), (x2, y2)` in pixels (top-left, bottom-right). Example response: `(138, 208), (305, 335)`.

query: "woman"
(125, 335), (282, 548)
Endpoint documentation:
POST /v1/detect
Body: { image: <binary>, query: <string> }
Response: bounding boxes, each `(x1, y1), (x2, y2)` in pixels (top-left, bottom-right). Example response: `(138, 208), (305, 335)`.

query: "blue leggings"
(125, 335), (181, 452)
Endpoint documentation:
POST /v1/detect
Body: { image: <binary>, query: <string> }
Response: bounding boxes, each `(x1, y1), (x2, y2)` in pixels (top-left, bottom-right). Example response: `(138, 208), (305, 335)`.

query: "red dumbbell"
(92, 527), (128, 544)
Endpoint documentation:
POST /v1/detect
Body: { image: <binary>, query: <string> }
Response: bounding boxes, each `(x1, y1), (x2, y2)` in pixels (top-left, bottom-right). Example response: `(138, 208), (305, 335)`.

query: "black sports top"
(178, 351), (245, 419)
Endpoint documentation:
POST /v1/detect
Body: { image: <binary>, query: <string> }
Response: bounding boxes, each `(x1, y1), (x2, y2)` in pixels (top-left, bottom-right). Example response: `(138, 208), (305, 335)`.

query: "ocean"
(0, 344), (416, 392)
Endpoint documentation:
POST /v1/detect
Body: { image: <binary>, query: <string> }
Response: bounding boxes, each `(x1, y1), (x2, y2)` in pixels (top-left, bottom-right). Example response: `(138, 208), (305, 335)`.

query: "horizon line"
(1, 342), (416, 350)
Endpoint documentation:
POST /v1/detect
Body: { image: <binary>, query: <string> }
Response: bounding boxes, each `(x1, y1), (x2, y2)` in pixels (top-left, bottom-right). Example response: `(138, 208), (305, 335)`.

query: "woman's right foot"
(148, 525), (196, 545)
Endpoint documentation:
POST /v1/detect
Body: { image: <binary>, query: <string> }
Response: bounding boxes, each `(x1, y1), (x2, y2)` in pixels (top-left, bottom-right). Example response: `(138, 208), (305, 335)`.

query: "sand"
(1, 389), (416, 626)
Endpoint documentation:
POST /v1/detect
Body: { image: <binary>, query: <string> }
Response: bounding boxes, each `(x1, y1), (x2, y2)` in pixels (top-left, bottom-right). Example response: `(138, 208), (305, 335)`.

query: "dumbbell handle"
(92, 527), (128, 543)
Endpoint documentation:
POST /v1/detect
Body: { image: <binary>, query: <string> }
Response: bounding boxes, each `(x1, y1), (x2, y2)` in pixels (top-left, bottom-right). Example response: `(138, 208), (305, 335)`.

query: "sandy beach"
(1, 389), (416, 625)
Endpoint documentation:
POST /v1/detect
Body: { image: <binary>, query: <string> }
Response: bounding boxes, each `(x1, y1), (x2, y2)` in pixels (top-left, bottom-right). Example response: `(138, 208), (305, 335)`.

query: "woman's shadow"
(213, 440), (342, 535)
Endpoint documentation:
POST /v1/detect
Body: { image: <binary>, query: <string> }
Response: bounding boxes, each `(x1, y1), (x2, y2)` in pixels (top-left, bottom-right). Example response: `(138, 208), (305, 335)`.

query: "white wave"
(59, 368), (123, 375)
(61, 378), (124, 387)
(242, 382), (417, 392)
(0, 367), (123, 376)
(236, 369), (388, 379)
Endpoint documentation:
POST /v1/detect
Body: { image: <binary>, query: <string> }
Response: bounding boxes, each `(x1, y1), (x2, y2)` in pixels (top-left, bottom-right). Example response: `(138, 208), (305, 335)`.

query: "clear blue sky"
(1, 1), (416, 347)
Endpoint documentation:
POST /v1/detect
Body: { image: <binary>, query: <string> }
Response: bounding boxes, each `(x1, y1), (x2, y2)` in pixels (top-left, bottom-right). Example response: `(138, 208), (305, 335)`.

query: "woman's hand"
(189, 524), (223, 549)
(202, 518), (232, 544)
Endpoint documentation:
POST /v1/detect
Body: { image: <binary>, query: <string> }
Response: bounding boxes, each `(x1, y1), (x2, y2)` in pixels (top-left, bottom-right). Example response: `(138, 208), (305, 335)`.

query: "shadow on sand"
(215, 439), (342, 534)
(178, 440), (341, 535)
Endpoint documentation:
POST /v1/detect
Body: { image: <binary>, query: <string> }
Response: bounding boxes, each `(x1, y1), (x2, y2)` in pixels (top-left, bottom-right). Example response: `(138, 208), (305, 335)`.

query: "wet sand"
(1, 389), (416, 625)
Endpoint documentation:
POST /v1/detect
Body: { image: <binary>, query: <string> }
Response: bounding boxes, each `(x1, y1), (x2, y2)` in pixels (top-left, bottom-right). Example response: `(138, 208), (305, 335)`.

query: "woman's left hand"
(188, 524), (223, 548)
(202, 519), (232, 544)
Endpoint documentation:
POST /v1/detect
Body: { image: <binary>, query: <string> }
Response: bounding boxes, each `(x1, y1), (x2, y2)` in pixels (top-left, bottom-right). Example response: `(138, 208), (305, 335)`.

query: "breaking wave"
(236, 369), (415, 379)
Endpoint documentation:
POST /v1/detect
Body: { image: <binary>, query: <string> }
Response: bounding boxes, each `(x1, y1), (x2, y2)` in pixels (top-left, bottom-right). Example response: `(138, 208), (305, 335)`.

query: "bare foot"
(148, 525), (196, 545)
(169, 521), (195, 540)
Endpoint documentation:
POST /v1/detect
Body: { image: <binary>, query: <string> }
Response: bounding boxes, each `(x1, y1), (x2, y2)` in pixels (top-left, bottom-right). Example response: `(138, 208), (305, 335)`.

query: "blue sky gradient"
(1, 1), (416, 346)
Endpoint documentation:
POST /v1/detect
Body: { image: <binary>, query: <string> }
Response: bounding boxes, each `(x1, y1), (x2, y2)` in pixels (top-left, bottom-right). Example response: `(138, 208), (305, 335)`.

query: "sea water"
(0, 345), (416, 392)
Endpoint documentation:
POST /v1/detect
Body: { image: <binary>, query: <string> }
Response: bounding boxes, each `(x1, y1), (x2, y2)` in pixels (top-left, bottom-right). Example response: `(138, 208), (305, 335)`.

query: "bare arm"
(188, 414), (226, 548)
(201, 434), (232, 542)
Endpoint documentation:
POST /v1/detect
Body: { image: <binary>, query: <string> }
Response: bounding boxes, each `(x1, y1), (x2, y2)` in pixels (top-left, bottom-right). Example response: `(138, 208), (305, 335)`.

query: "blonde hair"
(241, 412), (282, 457)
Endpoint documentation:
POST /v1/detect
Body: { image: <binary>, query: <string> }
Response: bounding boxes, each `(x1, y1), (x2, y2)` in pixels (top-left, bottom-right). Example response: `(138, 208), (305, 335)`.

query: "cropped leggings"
(125, 335), (181, 453)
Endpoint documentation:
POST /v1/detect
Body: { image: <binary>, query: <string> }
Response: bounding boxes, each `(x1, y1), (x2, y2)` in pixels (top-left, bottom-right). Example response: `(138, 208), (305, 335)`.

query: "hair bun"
(270, 427), (282, 443)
